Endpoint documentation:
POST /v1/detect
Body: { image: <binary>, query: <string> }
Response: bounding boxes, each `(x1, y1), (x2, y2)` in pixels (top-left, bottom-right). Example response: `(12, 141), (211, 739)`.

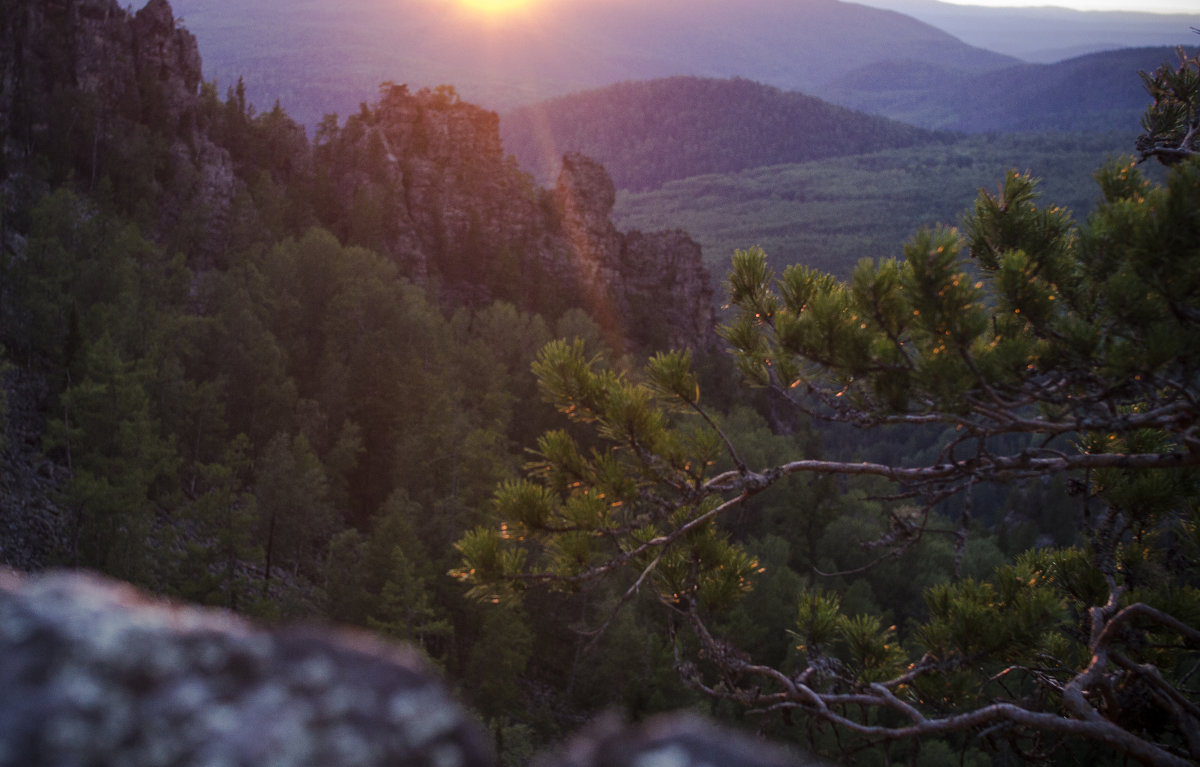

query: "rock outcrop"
(322, 86), (716, 351)
(0, 0), (238, 265)
(0, 0), (203, 156)
(619, 229), (715, 351)
(0, 370), (69, 573)
(553, 153), (714, 351)
(0, 570), (493, 767)
(1, 0), (715, 351)
(131, 0), (203, 113)
(0, 571), (808, 767)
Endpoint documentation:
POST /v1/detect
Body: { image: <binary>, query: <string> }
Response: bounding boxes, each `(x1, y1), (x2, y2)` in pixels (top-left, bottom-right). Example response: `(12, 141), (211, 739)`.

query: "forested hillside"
(0, 0), (719, 747)
(3, 1), (1199, 765)
(854, 0), (1198, 62)
(501, 77), (943, 191)
(612, 131), (1155, 276)
(822, 45), (1194, 131)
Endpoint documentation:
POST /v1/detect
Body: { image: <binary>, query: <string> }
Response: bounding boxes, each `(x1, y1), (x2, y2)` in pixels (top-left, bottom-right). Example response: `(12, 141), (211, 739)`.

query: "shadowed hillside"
(854, 0), (1198, 62)
(501, 77), (947, 191)
(822, 46), (1194, 132)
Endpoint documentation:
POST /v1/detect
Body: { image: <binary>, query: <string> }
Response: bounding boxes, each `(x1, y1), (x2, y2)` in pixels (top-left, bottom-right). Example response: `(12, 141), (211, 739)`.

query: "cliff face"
(1, 0), (715, 351)
(1, 0), (237, 262)
(321, 87), (716, 350)
(0, 0), (204, 166)
(554, 153), (714, 351)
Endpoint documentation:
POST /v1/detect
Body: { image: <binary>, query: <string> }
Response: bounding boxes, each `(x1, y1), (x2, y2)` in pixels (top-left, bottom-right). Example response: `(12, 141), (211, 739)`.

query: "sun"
(457, 0), (536, 16)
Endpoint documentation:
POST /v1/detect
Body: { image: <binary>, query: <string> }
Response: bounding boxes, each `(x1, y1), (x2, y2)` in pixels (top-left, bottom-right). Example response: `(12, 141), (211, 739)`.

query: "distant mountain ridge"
(501, 77), (944, 192)
(853, 0), (1199, 63)
(171, 0), (1018, 129)
(822, 46), (1194, 132)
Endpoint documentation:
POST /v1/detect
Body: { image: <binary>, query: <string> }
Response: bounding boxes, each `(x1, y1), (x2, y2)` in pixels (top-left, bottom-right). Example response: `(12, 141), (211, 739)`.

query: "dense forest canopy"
(1, 1), (1198, 765)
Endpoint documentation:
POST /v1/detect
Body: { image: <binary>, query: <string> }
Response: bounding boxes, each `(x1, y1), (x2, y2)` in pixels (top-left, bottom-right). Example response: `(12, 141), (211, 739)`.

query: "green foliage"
(255, 431), (336, 586)
(6, 16), (1199, 763)
(460, 156), (1200, 764)
(919, 562), (1065, 664)
(465, 606), (534, 718)
(367, 544), (454, 651)
(835, 614), (906, 684)
(169, 435), (260, 610)
(721, 156), (1200, 440)
(793, 588), (843, 657)
(46, 333), (177, 584)
(1137, 47), (1200, 166)
(454, 338), (745, 611)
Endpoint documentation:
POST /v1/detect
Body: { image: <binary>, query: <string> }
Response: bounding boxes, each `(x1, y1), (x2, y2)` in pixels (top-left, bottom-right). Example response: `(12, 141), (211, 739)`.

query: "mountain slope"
(171, 0), (1018, 128)
(853, 0), (1199, 63)
(501, 77), (945, 191)
(612, 131), (1151, 277)
(821, 46), (1191, 132)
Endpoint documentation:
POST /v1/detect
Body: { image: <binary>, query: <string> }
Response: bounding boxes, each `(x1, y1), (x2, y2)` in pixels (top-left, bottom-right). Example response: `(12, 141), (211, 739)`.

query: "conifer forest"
(1, 1), (1198, 764)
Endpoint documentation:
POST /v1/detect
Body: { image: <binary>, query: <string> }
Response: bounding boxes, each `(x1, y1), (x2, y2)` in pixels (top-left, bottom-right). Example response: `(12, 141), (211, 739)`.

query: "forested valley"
(1, 2), (1198, 766)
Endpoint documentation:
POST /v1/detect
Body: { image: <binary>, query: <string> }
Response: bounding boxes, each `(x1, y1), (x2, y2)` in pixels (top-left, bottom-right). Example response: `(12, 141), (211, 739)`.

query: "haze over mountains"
(824, 45), (1186, 131)
(173, 0), (1196, 134)
(854, 0), (1198, 62)
(171, 0), (1021, 128)
(160, 0), (1198, 292)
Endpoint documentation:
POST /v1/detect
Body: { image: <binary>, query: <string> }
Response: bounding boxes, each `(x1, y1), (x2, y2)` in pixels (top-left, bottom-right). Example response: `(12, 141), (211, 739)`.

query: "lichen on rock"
(0, 570), (493, 767)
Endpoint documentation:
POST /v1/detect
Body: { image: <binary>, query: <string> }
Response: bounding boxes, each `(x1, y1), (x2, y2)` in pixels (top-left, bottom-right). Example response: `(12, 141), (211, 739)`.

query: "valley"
(613, 131), (1157, 277)
(2, 1), (1198, 765)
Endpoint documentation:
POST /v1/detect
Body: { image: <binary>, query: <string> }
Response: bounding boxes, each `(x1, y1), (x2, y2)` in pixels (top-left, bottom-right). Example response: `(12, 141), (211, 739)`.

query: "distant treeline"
(502, 76), (946, 191)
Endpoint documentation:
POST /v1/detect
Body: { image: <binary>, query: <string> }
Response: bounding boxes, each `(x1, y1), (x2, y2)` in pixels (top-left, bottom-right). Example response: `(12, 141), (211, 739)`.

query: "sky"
(933, 0), (1197, 13)
(454, 0), (1200, 16)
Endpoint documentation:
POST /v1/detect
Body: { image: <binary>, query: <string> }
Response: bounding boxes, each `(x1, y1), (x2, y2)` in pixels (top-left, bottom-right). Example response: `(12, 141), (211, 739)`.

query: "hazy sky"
(937, 0), (1197, 13)
(452, 0), (1199, 16)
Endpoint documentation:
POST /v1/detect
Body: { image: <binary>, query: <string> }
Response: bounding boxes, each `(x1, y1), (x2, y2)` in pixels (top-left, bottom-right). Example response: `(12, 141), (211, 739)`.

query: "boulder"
(0, 571), (812, 767)
(0, 570), (492, 767)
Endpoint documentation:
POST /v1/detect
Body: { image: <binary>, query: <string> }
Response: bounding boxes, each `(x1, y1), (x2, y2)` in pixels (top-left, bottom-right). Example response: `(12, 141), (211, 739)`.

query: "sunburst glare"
(456, 0), (538, 17)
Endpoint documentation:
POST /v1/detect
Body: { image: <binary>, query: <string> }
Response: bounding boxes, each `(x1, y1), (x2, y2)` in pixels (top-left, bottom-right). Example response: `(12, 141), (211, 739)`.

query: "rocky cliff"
(317, 86), (716, 351)
(0, 0), (238, 262)
(0, 571), (807, 767)
(0, 0), (199, 126)
(1, 0), (715, 352)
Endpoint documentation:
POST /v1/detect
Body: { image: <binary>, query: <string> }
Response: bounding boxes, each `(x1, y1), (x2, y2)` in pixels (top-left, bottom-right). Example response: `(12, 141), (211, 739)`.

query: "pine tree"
(47, 333), (176, 584)
(254, 431), (336, 590)
(455, 55), (1200, 766)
